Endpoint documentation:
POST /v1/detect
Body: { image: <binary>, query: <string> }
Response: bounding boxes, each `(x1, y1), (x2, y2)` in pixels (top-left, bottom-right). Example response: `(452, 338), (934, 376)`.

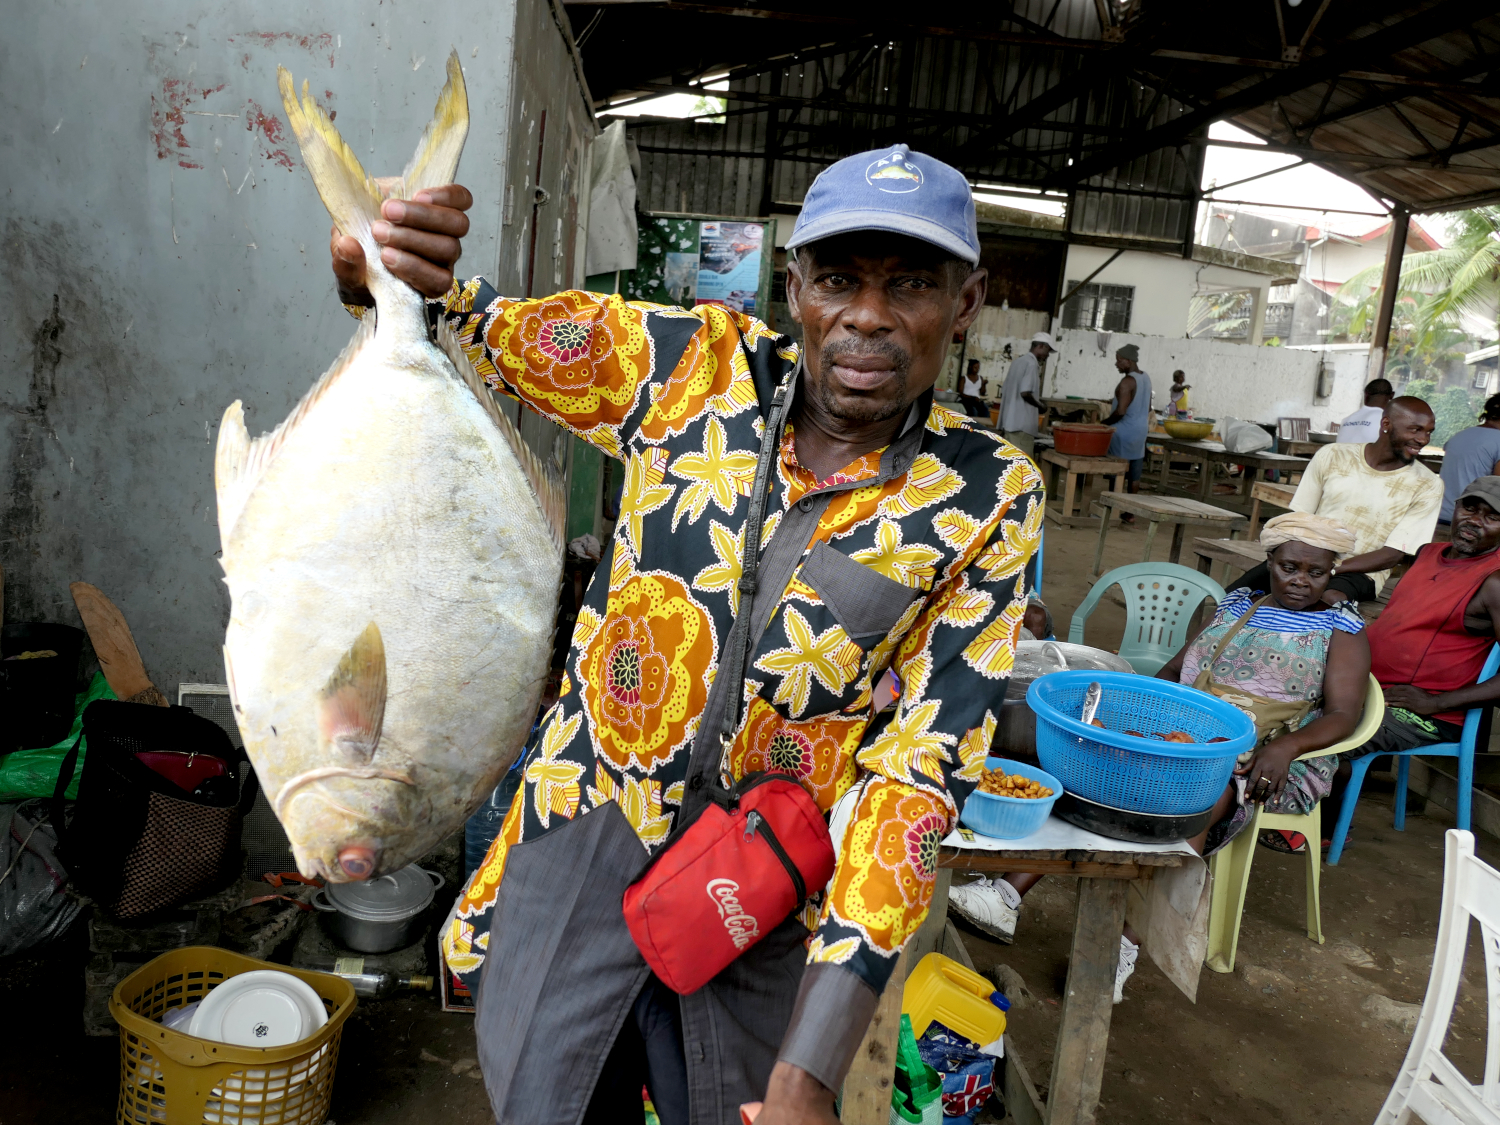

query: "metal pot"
(994, 641), (1135, 762)
(313, 864), (446, 953)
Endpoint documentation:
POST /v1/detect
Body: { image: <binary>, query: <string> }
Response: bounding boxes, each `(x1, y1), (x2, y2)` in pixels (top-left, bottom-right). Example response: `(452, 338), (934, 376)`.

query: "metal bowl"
(992, 641), (1135, 763)
(1053, 790), (1215, 844)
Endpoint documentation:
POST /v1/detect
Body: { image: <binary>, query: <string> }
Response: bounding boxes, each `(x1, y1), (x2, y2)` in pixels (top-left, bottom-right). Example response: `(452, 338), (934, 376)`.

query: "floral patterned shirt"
(425, 279), (1043, 1011)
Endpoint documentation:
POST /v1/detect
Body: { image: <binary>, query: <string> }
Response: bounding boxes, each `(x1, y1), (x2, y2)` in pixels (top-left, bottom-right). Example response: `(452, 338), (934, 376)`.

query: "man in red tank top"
(1342, 477), (1500, 790)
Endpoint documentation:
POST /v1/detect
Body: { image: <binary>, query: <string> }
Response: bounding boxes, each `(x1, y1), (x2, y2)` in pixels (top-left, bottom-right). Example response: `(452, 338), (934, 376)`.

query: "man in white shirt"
(999, 332), (1054, 455)
(1336, 378), (1393, 443)
(1235, 396), (1441, 602)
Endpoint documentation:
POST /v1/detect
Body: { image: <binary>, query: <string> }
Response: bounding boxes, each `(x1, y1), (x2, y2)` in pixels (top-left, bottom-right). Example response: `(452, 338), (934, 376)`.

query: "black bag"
(51, 701), (257, 918)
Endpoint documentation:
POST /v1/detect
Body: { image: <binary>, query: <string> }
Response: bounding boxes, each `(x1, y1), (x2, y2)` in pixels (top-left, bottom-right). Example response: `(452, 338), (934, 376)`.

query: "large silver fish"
(215, 54), (565, 882)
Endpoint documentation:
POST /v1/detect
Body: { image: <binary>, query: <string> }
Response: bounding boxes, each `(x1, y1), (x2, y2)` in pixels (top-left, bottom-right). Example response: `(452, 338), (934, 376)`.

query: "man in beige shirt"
(1232, 397), (1441, 602)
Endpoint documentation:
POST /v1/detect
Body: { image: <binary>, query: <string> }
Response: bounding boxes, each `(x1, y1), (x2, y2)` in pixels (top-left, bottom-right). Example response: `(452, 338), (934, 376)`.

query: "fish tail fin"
(400, 50), (469, 198)
(435, 318), (568, 555)
(277, 67), (383, 241)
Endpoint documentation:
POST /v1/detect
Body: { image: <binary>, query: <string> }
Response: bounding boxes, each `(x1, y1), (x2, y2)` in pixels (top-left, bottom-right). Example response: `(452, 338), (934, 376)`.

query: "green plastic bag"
(0, 672), (116, 801)
(891, 1013), (944, 1125)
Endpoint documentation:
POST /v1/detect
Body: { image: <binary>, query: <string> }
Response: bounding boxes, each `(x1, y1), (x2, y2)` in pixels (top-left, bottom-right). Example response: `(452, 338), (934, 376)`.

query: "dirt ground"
(0, 487), (1493, 1125)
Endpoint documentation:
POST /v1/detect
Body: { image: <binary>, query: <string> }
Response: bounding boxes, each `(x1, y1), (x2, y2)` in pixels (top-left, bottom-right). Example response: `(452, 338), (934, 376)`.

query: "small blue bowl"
(960, 757), (1063, 840)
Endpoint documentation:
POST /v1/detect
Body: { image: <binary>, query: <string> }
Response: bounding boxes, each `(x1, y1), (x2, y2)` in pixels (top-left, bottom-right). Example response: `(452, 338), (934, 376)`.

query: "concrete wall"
(1063, 245), (1279, 340)
(963, 325), (1371, 430)
(0, 0), (591, 691)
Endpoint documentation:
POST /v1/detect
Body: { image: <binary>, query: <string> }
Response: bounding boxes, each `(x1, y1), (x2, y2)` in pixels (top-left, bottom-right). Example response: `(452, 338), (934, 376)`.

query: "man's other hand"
(755, 1062), (839, 1125)
(331, 184), (473, 306)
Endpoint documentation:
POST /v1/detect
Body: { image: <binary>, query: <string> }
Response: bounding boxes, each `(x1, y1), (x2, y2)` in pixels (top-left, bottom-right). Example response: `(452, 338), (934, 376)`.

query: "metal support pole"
(1367, 205), (1411, 381)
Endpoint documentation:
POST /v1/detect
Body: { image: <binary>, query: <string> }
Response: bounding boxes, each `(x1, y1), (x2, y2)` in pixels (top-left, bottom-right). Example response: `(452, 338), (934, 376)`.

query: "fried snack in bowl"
(978, 767), (1054, 800)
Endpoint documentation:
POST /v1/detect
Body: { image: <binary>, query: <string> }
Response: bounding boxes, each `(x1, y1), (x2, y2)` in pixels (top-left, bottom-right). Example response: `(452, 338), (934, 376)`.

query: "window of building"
(1061, 281), (1134, 331)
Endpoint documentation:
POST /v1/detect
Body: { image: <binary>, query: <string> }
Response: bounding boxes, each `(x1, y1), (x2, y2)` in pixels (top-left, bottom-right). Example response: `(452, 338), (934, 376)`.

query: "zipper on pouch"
(744, 810), (807, 904)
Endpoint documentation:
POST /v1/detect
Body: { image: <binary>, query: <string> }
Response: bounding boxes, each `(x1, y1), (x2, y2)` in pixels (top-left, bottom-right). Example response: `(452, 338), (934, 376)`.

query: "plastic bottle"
(902, 952), (1008, 1051)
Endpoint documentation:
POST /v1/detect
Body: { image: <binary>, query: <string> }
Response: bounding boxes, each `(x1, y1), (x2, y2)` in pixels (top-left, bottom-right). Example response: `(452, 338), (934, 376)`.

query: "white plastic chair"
(1374, 829), (1500, 1125)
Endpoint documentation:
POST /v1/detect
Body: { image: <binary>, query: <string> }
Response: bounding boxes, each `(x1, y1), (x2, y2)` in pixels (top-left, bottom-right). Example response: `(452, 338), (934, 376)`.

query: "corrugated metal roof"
(567, 0), (1500, 229)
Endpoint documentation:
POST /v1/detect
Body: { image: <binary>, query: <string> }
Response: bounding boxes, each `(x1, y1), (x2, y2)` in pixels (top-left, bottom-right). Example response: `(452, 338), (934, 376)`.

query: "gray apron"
(475, 374), (931, 1124)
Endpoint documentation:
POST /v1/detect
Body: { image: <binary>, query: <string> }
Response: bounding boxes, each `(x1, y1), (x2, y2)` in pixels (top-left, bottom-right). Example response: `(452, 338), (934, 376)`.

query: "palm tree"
(1337, 206), (1500, 352)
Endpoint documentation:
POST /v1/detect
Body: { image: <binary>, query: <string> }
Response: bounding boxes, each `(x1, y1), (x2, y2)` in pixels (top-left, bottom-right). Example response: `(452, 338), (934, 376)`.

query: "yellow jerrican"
(215, 53), (565, 883)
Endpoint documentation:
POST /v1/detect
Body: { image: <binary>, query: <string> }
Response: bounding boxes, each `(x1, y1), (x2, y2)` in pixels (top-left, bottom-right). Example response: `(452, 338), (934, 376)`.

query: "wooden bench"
(1193, 536), (1267, 585)
(1041, 448), (1128, 527)
(1248, 480), (1296, 539)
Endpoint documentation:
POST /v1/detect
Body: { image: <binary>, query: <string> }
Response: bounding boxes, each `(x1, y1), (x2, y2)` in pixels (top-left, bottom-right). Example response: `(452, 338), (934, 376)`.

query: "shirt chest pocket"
(798, 540), (924, 647)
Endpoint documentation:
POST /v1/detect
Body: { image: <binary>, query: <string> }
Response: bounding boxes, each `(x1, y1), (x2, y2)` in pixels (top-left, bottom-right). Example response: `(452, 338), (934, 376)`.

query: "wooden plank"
(840, 870), (951, 1125)
(1047, 878), (1129, 1125)
(938, 855), (1148, 878)
(69, 582), (167, 705)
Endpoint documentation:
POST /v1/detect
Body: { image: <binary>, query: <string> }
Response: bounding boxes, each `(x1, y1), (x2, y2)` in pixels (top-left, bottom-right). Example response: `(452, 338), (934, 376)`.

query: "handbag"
(623, 375), (842, 995)
(51, 700), (257, 918)
(1191, 595), (1315, 751)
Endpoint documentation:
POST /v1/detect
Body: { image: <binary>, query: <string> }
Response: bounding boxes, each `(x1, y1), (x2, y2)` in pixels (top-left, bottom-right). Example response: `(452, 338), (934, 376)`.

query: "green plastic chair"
(1067, 562), (1227, 675)
(1205, 675), (1384, 973)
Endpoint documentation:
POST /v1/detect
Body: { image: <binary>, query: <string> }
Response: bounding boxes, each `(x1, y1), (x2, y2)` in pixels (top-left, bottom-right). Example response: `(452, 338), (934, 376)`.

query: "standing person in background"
(1168, 370), (1191, 418)
(958, 358), (988, 417)
(1437, 394), (1500, 533)
(1103, 343), (1153, 525)
(1336, 379), (1393, 443)
(999, 332), (1054, 455)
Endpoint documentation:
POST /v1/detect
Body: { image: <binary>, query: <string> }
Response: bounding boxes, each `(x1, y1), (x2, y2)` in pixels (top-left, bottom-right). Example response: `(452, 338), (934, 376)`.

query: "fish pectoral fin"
(400, 51), (469, 199)
(215, 401), (252, 548)
(435, 318), (568, 555)
(319, 622), (388, 763)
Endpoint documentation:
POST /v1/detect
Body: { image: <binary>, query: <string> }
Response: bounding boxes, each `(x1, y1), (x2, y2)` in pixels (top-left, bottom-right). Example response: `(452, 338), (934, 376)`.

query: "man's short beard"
(810, 338), (913, 425)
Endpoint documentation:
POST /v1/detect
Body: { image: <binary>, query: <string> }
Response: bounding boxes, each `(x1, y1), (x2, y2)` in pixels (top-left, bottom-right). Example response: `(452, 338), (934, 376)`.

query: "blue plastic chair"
(1326, 643), (1498, 865)
(1067, 562), (1227, 675)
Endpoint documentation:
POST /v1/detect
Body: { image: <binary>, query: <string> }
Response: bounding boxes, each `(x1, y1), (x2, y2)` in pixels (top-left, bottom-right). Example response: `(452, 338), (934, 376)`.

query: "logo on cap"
(865, 150), (923, 194)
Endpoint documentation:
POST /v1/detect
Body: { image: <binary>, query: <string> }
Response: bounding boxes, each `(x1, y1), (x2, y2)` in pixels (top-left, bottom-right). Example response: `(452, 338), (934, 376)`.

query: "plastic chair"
(1326, 643), (1499, 866)
(1205, 675), (1384, 973)
(1373, 829), (1500, 1125)
(1067, 563), (1227, 675)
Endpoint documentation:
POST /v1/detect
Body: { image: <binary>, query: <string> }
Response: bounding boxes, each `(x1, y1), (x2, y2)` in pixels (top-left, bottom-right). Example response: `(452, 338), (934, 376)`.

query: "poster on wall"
(695, 222), (765, 315)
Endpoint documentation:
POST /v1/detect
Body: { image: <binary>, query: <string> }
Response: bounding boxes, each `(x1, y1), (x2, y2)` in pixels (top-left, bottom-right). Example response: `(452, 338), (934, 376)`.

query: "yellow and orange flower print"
(580, 569), (716, 773)
(728, 697), (865, 810)
(822, 781), (948, 953)
(637, 304), (755, 442)
(484, 291), (650, 437)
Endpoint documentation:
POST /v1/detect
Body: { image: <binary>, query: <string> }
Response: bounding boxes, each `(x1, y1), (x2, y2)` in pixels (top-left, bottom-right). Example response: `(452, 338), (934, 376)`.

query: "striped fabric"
(1218, 588), (1365, 636)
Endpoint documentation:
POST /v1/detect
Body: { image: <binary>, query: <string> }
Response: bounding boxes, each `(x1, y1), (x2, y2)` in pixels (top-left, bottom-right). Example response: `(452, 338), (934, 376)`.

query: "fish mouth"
(272, 766), (418, 820)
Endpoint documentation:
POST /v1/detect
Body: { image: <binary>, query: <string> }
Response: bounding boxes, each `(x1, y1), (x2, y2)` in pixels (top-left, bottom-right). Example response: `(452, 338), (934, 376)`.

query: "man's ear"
(953, 267), (988, 334)
(785, 254), (805, 325)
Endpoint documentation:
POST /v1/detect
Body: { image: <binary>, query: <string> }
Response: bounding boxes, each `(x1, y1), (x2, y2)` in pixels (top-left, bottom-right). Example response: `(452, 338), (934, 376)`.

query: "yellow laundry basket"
(110, 946), (357, 1125)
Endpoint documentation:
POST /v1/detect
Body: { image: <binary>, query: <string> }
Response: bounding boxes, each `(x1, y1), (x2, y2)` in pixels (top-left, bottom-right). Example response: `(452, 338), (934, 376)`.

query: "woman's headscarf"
(1260, 512), (1357, 560)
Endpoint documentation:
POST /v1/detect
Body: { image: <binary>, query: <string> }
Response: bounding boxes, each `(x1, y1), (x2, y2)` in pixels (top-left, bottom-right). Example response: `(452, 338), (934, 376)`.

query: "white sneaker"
(947, 876), (1020, 944)
(1114, 936), (1139, 1003)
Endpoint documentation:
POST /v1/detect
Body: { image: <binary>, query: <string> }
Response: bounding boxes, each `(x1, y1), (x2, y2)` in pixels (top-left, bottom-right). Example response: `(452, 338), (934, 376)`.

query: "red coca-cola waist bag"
(622, 375), (842, 995)
(623, 771), (835, 995)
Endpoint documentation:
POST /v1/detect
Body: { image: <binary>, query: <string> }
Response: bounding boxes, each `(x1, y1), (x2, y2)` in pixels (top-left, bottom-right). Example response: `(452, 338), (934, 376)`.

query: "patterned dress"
(392, 281), (1044, 1004)
(1181, 589), (1365, 850)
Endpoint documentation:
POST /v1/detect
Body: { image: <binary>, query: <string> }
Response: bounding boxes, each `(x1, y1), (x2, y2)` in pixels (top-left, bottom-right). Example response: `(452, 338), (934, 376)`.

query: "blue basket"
(1026, 670), (1254, 815)
(960, 757), (1063, 840)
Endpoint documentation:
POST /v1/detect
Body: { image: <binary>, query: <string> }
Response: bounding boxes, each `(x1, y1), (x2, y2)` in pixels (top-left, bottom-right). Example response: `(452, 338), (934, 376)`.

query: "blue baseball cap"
(787, 144), (980, 265)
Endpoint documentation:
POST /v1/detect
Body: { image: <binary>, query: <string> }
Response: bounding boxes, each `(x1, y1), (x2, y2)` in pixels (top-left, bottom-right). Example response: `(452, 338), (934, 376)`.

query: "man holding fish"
(328, 140), (1041, 1125)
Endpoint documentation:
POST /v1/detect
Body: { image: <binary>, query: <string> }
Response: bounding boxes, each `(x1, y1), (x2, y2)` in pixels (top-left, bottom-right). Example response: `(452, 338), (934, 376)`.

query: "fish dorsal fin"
(319, 622), (388, 764)
(434, 318), (567, 555)
(400, 51), (469, 198)
(278, 68), (383, 241)
(216, 316), (376, 547)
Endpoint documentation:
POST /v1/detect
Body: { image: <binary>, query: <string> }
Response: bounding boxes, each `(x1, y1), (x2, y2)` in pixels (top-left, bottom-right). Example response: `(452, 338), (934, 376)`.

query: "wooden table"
(1248, 480), (1296, 538)
(1152, 439), (1310, 503)
(1041, 448), (1128, 527)
(1280, 439), (1321, 458)
(1089, 493), (1248, 579)
(1192, 535), (1267, 584)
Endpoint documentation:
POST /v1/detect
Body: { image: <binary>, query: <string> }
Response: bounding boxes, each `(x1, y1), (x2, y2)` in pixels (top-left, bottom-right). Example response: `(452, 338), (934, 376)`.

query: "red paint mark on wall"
(244, 98), (296, 171)
(241, 31), (336, 68)
(149, 78), (227, 162)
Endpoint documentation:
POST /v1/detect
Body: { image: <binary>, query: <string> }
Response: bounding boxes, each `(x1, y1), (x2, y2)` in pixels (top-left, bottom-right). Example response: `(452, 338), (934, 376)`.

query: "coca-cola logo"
(706, 877), (760, 950)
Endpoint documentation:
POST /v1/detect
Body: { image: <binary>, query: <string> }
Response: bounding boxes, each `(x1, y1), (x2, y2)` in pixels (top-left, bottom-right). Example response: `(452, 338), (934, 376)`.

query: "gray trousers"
(476, 802), (808, 1125)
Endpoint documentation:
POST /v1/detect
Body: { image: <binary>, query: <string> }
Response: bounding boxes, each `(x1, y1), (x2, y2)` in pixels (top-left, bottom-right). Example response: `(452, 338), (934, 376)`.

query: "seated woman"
(948, 512), (1371, 999)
